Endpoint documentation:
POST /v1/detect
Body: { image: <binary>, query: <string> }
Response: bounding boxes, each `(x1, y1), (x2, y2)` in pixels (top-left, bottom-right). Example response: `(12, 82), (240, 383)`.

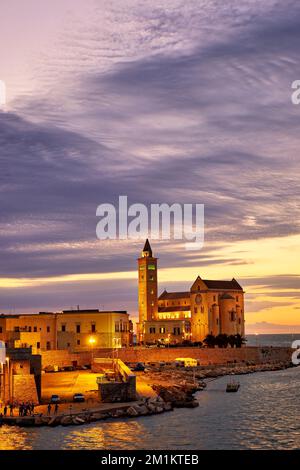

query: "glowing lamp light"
(88, 337), (96, 345)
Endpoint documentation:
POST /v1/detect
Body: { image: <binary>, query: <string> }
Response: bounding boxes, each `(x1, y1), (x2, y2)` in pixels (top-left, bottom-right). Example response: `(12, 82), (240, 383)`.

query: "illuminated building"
(138, 240), (245, 344)
(0, 310), (132, 352)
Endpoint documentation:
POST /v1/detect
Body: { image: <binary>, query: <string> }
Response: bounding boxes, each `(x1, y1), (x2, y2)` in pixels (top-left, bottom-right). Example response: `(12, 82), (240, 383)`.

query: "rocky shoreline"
(141, 360), (295, 406)
(0, 397), (174, 428)
(0, 360), (295, 428)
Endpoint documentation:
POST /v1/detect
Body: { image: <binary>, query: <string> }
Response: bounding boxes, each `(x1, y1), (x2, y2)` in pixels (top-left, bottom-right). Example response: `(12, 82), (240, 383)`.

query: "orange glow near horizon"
(1, 234), (300, 332)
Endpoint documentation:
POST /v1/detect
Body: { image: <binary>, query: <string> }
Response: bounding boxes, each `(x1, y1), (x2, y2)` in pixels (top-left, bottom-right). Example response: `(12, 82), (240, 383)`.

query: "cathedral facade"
(138, 240), (245, 344)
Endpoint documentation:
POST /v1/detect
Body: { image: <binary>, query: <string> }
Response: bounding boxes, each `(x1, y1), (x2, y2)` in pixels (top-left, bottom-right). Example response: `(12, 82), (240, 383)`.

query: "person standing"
(47, 403), (51, 416)
(54, 403), (59, 415)
(3, 405), (7, 417)
(9, 403), (13, 416)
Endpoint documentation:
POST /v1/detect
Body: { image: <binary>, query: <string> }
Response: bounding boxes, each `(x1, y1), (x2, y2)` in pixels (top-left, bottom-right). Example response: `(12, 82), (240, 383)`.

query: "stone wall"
(41, 346), (293, 369)
(117, 346), (292, 365)
(93, 358), (137, 402)
(41, 349), (92, 368)
(13, 375), (39, 403)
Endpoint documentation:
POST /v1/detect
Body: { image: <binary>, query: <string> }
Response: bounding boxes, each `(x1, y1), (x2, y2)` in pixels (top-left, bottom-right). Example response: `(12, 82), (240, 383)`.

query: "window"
(76, 324), (81, 334)
(213, 295), (216, 302)
(159, 327), (165, 333)
(36, 342), (40, 349)
(77, 339), (81, 345)
(194, 307), (198, 314)
(236, 296), (239, 302)
(197, 286), (200, 291)
(149, 275), (154, 281)
(173, 327), (180, 335)
(61, 324), (66, 332)
(148, 264), (156, 270)
(28, 326), (32, 332)
(47, 326), (50, 333)
(149, 327), (156, 334)
(238, 318), (241, 324)
(67, 342), (70, 347)
(115, 322), (120, 332)
(230, 311), (235, 322)
(14, 326), (20, 332)
(91, 323), (96, 333)
(34, 326), (37, 332)
(216, 318), (219, 325)
(0, 326), (2, 333)
(46, 341), (51, 350)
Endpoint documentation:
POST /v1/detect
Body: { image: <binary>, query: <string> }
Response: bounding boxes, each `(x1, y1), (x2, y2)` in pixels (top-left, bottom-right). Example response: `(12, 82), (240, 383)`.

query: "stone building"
(56, 309), (132, 350)
(138, 240), (245, 344)
(0, 347), (41, 404)
(0, 310), (132, 352)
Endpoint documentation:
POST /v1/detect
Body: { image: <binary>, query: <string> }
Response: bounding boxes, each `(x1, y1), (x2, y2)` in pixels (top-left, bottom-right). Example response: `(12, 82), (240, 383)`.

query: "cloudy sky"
(1, 0), (300, 332)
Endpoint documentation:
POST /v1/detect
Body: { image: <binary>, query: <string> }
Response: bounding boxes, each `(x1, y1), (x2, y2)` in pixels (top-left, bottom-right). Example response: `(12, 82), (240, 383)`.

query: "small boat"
(226, 380), (240, 393)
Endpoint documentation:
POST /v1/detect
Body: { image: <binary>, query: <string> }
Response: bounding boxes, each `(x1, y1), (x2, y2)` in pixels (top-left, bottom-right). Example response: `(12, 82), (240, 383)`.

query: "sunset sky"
(1, 0), (300, 333)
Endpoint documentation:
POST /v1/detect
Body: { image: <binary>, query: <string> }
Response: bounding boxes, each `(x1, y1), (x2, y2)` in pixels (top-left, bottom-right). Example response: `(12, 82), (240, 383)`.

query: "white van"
(175, 357), (198, 367)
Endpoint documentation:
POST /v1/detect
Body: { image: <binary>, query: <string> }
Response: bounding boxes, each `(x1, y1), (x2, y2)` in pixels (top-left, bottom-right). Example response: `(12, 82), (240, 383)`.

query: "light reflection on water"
(0, 367), (299, 450)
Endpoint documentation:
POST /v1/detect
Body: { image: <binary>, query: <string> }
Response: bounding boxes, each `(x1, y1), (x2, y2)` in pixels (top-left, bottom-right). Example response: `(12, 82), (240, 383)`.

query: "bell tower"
(138, 239), (158, 326)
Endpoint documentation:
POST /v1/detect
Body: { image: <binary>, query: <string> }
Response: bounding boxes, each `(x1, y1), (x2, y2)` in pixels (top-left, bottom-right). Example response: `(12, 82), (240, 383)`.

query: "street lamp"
(5, 357), (10, 403)
(88, 336), (96, 364)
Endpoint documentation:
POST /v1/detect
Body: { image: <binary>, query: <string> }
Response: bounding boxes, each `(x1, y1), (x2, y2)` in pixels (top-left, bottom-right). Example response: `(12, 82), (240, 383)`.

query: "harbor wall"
(41, 346), (292, 368)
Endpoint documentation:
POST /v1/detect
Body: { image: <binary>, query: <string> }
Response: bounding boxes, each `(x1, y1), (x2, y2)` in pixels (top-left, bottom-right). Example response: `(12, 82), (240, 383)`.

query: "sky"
(0, 0), (300, 333)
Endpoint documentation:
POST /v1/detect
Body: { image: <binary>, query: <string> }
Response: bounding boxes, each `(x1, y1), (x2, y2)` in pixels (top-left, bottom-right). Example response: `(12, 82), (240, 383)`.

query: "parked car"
(50, 394), (61, 404)
(73, 393), (85, 403)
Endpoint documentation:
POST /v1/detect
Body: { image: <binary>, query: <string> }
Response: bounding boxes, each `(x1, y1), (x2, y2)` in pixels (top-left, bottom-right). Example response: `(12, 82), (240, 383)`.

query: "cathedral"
(137, 239), (245, 344)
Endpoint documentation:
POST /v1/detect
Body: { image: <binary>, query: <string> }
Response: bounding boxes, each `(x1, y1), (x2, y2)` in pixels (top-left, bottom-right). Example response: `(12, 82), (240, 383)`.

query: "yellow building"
(56, 309), (131, 350)
(0, 313), (57, 353)
(138, 240), (245, 344)
(0, 310), (132, 352)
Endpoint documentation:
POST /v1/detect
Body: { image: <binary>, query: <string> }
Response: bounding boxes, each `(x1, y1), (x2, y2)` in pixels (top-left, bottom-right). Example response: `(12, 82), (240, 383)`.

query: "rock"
(91, 412), (107, 421)
(41, 416), (51, 424)
(155, 396), (164, 403)
(48, 416), (60, 426)
(146, 403), (156, 413)
(155, 406), (164, 413)
(61, 416), (73, 426)
(111, 409), (126, 418)
(72, 416), (85, 425)
(136, 405), (149, 416)
(163, 402), (173, 411)
(34, 417), (45, 427)
(126, 406), (139, 417)
(185, 401), (199, 408)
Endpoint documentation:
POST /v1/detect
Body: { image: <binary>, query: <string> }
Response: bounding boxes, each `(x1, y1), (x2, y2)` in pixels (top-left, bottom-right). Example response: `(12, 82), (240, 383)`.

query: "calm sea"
(0, 341), (299, 449)
(246, 333), (300, 347)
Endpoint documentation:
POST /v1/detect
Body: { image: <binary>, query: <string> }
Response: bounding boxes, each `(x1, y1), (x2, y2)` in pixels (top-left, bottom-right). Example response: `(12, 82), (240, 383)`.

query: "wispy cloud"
(1, 1), (300, 328)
